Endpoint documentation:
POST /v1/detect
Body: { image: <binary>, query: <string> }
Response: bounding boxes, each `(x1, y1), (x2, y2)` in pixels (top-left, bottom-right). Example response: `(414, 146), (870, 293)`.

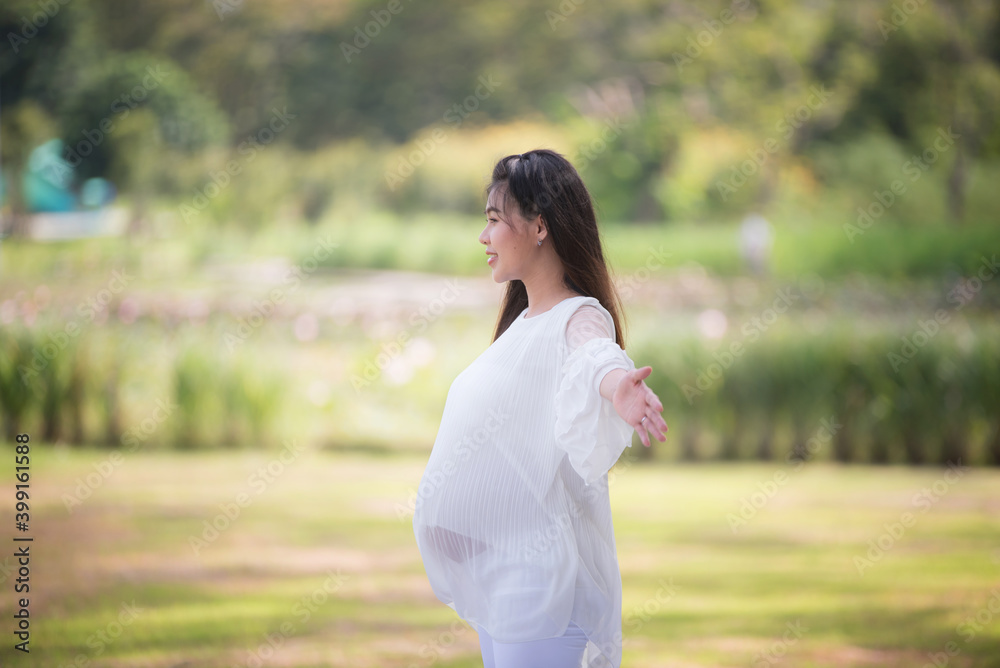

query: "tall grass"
(3, 317), (997, 464)
(634, 321), (1000, 465)
(0, 323), (287, 450)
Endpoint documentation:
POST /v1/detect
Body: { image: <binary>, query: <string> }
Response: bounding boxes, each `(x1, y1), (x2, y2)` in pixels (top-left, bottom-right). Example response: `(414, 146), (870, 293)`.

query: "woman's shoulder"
(567, 310), (614, 347)
(557, 293), (601, 316)
(564, 295), (613, 324)
(560, 295), (616, 347)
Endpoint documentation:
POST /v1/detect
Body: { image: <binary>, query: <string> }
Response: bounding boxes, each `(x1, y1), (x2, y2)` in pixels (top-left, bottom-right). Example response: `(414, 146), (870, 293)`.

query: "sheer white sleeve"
(554, 305), (636, 485)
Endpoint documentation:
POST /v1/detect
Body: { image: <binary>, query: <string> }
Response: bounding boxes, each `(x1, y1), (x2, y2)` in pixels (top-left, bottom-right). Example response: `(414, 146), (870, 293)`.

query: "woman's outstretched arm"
(566, 305), (669, 448)
(602, 366), (668, 448)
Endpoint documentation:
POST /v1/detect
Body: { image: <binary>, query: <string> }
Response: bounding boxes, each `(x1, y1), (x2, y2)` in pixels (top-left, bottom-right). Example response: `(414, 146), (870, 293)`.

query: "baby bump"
(415, 457), (498, 545)
(417, 524), (491, 563)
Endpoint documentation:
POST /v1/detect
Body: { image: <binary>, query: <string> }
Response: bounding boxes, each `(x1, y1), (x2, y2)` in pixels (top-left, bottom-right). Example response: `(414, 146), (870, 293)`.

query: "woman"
(412, 149), (668, 668)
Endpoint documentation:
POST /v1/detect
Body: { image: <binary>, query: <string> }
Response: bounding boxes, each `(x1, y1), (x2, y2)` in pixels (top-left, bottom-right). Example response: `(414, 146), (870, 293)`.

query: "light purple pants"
(476, 621), (588, 668)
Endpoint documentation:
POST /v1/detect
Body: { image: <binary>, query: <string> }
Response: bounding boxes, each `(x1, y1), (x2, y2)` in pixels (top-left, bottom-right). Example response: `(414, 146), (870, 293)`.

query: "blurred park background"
(1, 0), (999, 666)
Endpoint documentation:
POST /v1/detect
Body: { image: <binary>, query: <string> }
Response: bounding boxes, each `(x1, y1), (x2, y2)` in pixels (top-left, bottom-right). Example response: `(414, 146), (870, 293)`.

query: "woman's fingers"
(641, 386), (668, 439)
(625, 377), (669, 447)
(650, 403), (668, 434)
(642, 409), (667, 442)
(637, 423), (650, 447)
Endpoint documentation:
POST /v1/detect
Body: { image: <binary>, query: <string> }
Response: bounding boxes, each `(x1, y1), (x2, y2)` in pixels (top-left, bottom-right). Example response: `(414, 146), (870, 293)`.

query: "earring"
(537, 239), (542, 246)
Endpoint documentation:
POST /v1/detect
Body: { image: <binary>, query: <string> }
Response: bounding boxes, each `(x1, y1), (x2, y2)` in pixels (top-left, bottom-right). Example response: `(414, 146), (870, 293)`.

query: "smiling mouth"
(487, 253), (497, 265)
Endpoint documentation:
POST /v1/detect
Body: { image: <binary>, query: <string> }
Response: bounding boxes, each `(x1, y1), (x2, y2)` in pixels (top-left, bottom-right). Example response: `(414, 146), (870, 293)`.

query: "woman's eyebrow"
(484, 206), (500, 215)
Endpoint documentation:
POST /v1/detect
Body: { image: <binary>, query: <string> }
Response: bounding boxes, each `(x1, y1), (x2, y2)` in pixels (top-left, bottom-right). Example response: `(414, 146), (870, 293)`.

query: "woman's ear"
(535, 215), (547, 241)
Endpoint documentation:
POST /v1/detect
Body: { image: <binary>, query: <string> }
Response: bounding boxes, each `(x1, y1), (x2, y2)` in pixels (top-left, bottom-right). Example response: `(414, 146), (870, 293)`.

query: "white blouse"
(412, 294), (637, 668)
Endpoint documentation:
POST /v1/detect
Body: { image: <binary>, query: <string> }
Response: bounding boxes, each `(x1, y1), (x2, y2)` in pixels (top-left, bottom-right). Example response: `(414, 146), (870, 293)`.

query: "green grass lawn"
(1, 444), (998, 667)
(4, 212), (1000, 285)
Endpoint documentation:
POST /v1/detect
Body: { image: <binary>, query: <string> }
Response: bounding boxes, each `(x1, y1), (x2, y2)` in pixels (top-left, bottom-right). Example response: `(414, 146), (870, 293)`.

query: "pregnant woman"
(412, 149), (668, 668)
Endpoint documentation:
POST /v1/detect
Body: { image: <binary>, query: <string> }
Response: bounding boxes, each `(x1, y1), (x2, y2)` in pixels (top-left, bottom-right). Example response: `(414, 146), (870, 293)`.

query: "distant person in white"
(739, 213), (773, 276)
(412, 149), (668, 668)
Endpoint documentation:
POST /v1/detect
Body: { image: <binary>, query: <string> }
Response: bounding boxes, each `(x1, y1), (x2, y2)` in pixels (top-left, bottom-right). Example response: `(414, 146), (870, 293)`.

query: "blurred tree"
(0, 101), (60, 235)
(3, 0), (998, 224)
(810, 0), (1000, 224)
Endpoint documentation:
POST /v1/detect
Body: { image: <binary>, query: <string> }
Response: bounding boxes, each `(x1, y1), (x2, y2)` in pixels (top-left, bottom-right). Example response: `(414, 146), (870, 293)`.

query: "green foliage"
(172, 337), (285, 450)
(3, 305), (997, 465)
(0, 326), (41, 440)
(4, 0), (999, 226)
(0, 320), (287, 450)
(633, 320), (1000, 465)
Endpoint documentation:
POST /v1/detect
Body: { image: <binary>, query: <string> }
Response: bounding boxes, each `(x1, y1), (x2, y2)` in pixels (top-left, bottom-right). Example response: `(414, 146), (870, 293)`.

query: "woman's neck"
(519, 245), (581, 317)
(522, 286), (581, 318)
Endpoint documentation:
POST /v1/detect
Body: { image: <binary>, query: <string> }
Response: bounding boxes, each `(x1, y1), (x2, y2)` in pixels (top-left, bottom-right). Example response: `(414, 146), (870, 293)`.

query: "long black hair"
(485, 149), (627, 349)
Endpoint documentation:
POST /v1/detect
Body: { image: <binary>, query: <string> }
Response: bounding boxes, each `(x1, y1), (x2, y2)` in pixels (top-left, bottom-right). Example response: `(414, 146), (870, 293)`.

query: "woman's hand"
(611, 366), (668, 447)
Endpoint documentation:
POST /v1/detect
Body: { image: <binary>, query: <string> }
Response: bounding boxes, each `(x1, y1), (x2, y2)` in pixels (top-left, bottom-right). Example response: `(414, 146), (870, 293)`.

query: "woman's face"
(478, 185), (537, 283)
